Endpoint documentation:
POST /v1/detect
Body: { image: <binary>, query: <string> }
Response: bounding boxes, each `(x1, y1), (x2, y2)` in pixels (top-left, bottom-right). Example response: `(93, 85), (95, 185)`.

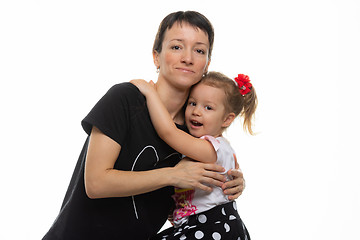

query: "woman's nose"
(181, 49), (193, 65)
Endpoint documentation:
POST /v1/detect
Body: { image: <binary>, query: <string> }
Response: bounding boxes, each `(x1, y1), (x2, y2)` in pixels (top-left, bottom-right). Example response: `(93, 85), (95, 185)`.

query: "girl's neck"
(155, 80), (189, 125)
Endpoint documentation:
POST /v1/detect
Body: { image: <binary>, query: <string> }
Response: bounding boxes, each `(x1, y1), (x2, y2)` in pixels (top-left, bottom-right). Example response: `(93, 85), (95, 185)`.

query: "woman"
(43, 11), (245, 240)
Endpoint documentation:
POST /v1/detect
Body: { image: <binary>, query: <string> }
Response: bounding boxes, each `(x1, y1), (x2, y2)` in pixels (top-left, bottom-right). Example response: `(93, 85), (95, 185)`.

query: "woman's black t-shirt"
(43, 82), (184, 240)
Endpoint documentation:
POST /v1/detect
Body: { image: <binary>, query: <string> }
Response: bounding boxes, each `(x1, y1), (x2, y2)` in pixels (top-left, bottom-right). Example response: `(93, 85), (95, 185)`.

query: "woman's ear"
(204, 58), (211, 75)
(153, 50), (160, 69)
(222, 112), (236, 128)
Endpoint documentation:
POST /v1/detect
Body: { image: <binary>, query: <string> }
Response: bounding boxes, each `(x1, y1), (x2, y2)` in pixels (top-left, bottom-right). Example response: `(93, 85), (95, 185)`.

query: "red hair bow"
(234, 74), (252, 96)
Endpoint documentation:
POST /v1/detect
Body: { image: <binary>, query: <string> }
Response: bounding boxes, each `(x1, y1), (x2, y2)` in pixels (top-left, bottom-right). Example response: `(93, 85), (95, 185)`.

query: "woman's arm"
(85, 126), (171, 198)
(84, 126), (227, 199)
(130, 79), (217, 163)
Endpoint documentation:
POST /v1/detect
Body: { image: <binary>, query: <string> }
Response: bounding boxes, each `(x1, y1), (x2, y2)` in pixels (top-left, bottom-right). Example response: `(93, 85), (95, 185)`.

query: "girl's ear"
(222, 112), (236, 128)
(153, 50), (160, 69)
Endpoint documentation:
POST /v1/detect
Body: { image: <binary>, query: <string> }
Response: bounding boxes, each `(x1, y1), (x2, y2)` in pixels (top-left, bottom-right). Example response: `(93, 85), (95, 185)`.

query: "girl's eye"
(205, 106), (212, 110)
(189, 102), (196, 106)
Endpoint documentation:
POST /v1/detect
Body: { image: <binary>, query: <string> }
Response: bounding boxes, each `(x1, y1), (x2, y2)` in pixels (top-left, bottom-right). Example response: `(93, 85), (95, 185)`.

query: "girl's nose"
(192, 106), (201, 116)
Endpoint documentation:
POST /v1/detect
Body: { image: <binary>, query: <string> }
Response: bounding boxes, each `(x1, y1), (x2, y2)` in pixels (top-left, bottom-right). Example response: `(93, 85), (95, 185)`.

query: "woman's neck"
(155, 81), (189, 125)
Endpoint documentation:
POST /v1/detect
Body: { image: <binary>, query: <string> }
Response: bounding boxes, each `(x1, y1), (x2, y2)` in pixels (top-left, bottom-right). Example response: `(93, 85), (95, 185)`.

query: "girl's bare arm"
(130, 79), (217, 163)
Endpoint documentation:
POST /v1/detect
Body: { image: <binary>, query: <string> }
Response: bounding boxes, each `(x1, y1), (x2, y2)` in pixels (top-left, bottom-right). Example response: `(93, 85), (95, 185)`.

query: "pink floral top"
(172, 136), (236, 227)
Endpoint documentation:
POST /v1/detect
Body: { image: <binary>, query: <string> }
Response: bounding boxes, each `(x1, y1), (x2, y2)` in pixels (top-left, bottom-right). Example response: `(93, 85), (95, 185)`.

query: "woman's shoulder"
(87, 82), (144, 112)
(108, 82), (140, 95)
(104, 82), (143, 101)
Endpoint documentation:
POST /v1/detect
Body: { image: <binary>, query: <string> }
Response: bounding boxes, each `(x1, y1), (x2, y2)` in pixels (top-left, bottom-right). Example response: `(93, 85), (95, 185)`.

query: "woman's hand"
(171, 158), (227, 192)
(171, 156), (245, 200)
(222, 169), (245, 200)
(222, 154), (245, 200)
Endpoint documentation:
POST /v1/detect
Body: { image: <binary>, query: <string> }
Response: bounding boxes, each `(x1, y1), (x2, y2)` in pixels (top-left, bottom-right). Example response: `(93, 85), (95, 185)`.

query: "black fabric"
(152, 202), (251, 240)
(43, 83), (185, 240)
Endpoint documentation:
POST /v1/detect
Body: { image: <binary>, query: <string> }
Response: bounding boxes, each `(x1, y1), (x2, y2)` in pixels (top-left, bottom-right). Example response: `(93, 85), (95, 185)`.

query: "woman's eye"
(172, 45), (181, 50)
(196, 49), (205, 54)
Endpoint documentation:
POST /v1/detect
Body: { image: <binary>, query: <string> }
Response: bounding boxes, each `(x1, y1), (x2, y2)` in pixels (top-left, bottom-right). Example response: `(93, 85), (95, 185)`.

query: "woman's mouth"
(176, 68), (194, 73)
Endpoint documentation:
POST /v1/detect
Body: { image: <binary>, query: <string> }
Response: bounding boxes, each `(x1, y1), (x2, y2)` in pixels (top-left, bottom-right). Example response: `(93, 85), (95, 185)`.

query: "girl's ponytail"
(234, 74), (258, 135)
(241, 86), (257, 135)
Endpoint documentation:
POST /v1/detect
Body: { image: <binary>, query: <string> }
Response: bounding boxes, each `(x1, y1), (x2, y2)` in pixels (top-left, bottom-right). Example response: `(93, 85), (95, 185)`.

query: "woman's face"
(154, 22), (210, 90)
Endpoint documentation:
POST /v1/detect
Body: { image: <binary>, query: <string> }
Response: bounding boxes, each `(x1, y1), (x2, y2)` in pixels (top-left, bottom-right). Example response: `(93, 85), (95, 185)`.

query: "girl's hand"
(171, 158), (227, 192)
(222, 154), (245, 200)
(130, 79), (156, 96)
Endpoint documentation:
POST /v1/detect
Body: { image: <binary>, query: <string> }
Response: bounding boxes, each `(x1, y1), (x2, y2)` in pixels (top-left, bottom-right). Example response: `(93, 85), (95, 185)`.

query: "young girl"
(131, 71), (257, 240)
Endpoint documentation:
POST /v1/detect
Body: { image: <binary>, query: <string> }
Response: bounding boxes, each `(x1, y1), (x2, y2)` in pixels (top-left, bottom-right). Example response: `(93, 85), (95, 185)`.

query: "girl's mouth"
(190, 120), (203, 127)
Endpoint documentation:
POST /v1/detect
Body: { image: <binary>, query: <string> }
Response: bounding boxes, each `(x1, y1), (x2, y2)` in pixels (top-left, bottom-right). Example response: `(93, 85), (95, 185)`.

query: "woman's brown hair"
(153, 11), (214, 60)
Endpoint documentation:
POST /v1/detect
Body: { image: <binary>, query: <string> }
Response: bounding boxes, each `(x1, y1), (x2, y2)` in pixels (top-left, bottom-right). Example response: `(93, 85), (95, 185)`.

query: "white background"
(1, 0), (359, 239)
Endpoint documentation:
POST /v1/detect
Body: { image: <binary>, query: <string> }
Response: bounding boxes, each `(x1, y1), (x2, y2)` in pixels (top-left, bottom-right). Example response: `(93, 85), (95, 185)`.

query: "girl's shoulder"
(216, 136), (230, 144)
(215, 136), (234, 152)
(200, 135), (233, 150)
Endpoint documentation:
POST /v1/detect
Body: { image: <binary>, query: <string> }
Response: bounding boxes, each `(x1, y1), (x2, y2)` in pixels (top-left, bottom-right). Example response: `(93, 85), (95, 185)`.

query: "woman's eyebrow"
(196, 42), (208, 47)
(169, 39), (183, 43)
(169, 39), (208, 46)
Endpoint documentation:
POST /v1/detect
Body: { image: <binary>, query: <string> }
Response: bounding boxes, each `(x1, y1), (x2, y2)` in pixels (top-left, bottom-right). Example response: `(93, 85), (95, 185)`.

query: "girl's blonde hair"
(198, 71), (258, 135)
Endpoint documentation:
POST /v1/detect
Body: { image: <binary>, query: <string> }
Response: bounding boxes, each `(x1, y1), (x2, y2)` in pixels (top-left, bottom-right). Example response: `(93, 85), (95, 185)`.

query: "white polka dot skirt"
(151, 202), (250, 240)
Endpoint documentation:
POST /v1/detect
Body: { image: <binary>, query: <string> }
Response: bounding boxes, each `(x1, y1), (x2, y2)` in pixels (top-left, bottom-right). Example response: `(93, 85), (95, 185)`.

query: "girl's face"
(185, 83), (234, 138)
(154, 22), (210, 90)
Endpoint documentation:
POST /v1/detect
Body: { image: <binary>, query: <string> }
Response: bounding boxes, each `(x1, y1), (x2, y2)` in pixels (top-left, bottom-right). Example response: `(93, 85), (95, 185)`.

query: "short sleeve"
(81, 82), (141, 146)
(200, 135), (220, 151)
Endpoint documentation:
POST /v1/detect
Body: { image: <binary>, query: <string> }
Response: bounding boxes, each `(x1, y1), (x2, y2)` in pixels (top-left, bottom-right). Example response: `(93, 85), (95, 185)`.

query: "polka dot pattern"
(195, 230), (204, 239)
(212, 232), (221, 240)
(155, 202), (250, 240)
(198, 214), (207, 224)
(224, 223), (230, 232)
